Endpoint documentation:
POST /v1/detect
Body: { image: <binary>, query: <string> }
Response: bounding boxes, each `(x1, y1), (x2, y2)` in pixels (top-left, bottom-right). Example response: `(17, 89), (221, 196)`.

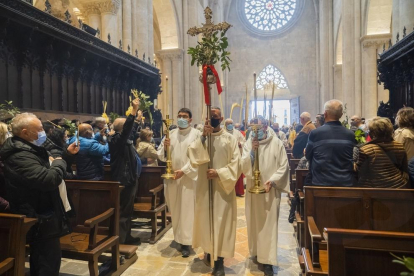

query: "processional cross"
(187, 7), (232, 268)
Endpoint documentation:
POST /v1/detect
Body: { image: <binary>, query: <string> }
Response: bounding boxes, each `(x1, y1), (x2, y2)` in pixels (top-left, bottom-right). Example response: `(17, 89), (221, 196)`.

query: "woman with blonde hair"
(136, 129), (158, 166)
(394, 107), (414, 159)
(0, 122), (10, 146)
(356, 117), (409, 188)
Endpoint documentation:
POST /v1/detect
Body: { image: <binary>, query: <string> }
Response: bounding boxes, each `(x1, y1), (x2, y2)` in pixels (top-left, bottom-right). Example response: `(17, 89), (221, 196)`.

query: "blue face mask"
(177, 118), (189, 129)
(31, 130), (47, 146)
(251, 129), (265, 140)
(226, 124), (234, 131)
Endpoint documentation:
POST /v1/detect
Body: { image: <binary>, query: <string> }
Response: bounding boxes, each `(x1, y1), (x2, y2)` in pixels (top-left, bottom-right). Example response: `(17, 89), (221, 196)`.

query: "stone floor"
(27, 193), (301, 275)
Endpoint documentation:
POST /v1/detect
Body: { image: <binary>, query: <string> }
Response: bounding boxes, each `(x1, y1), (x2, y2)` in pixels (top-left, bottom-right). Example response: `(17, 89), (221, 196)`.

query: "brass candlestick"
(248, 124), (266, 194)
(161, 115), (175, 179)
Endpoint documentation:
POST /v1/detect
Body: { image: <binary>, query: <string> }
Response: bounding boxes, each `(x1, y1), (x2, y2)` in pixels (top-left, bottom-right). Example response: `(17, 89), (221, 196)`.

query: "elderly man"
(292, 112), (315, 158)
(93, 117), (107, 134)
(108, 98), (142, 244)
(225, 118), (246, 197)
(305, 100), (356, 186)
(76, 123), (109, 180)
(0, 113), (78, 276)
(350, 115), (363, 132)
(241, 117), (289, 276)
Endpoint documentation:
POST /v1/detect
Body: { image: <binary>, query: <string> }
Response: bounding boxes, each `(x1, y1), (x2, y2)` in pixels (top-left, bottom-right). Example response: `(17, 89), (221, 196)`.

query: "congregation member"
(136, 129), (158, 166)
(188, 107), (240, 276)
(0, 113), (76, 276)
(42, 121), (56, 136)
(0, 122), (10, 212)
(292, 112), (315, 158)
(93, 117), (107, 134)
(356, 117), (409, 188)
(272, 123), (288, 146)
(224, 118), (246, 197)
(43, 128), (79, 179)
(350, 115), (363, 132)
(241, 118), (289, 276)
(76, 123), (109, 180)
(394, 107), (414, 160)
(157, 108), (200, 257)
(305, 100), (356, 186)
(108, 98), (142, 244)
(315, 114), (325, 128)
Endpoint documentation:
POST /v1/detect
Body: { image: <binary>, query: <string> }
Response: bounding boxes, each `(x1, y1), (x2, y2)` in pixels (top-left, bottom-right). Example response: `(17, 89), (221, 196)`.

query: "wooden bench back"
(65, 180), (122, 235)
(0, 214), (37, 276)
(325, 228), (414, 276)
(295, 169), (308, 191)
(136, 166), (166, 203)
(304, 187), (414, 249)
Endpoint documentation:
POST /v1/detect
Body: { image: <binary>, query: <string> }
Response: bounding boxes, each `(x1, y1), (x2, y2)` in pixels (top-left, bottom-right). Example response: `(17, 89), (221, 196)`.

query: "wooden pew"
(289, 159), (301, 193)
(294, 169), (309, 250)
(302, 187), (414, 275)
(324, 228), (414, 276)
(133, 166), (171, 244)
(0, 214), (37, 276)
(62, 180), (137, 276)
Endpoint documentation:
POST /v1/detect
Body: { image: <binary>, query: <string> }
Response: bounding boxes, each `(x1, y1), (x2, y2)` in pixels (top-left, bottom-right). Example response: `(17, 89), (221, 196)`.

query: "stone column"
(84, 4), (101, 34)
(392, 0), (400, 44)
(361, 34), (391, 119)
(147, 0), (154, 60)
(122, 0), (132, 51)
(99, 0), (121, 45)
(157, 49), (184, 118)
(132, 0), (149, 59)
(319, 0), (334, 106)
(399, 0), (414, 37)
(354, 0), (362, 116)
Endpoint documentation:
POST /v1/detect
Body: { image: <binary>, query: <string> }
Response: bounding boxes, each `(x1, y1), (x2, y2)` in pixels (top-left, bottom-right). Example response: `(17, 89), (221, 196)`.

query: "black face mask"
(211, 117), (221, 128)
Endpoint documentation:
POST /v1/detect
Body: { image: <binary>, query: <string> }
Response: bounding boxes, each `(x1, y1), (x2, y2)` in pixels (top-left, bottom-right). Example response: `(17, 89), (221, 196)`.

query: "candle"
(165, 76), (169, 116)
(253, 73), (257, 119)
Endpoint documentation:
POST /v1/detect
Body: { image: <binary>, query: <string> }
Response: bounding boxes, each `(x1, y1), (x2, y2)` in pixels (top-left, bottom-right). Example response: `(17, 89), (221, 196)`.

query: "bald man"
(292, 112), (316, 158)
(305, 100), (356, 186)
(108, 98), (142, 244)
(76, 123), (109, 180)
(350, 115), (362, 131)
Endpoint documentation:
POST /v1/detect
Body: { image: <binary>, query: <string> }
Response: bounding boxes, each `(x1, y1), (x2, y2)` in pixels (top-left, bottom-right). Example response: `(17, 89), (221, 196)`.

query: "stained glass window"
(244, 0), (297, 31)
(256, 65), (288, 90)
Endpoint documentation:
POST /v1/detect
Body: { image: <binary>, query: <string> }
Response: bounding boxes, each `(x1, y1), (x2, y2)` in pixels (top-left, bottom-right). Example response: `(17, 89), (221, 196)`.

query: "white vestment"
(188, 129), (240, 259)
(157, 127), (200, 245)
(241, 135), (289, 266)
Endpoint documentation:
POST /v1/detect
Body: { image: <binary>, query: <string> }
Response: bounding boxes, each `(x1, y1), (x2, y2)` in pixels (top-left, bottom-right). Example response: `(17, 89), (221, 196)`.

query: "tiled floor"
(28, 193), (301, 275)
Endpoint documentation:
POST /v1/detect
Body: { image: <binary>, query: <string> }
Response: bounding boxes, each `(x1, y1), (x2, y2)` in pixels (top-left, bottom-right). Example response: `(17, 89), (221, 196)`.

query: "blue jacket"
(76, 136), (109, 180)
(305, 121), (356, 187)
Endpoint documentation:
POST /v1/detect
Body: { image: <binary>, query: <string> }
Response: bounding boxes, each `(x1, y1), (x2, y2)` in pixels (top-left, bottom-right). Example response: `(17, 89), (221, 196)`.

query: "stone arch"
(153, 0), (180, 49)
(364, 0), (392, 35)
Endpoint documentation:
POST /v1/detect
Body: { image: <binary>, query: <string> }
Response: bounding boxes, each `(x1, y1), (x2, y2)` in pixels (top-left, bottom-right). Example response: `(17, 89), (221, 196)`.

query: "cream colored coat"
(241, 135), (289, 266)
(157, 127), (200, 245)
(188, 129), (240, 259)
(394, 127), (414, 160)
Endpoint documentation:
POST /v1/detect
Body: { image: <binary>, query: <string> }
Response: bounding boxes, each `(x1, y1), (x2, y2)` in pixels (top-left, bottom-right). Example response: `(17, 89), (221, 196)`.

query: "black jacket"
(305, 121), (356, 187)
(292, 131), (309, 159)
(42, 138), (77, 179)
(108, 115), (141, 185)
(0, 137), (67, 218)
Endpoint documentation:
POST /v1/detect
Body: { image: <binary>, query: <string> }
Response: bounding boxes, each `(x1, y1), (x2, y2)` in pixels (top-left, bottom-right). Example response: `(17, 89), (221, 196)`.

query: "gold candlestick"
(248, 124), (266, 194)
(161, 114), (175, 179)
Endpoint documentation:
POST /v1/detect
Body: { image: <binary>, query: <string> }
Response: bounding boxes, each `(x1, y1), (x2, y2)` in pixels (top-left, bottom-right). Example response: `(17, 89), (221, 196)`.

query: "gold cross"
(187, 7), (232, 38)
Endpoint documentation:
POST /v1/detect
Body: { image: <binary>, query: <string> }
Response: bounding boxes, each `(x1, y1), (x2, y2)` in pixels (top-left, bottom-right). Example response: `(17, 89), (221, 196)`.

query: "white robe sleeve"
(157, 137), (167, 162)
(188, 136), (210, 167)
(241, 138), (253, 178)
(216, 136), (241, 195)
(268, 141), (290, 193)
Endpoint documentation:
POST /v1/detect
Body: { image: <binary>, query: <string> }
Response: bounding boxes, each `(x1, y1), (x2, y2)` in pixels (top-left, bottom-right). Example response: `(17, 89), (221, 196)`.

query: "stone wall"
(225, 0), (318, 120)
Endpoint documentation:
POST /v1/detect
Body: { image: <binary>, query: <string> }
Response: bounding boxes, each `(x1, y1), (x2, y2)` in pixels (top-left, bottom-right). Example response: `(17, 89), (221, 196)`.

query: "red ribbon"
(202, 64), (222, 105)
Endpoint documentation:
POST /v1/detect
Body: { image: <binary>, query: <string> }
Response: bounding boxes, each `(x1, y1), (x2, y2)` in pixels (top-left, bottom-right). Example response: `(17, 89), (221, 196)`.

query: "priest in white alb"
(188, 107), (240, 276)
(224, 118), (246, 197)
(157, 108), (200, 258)
(241, 118), (290, 276)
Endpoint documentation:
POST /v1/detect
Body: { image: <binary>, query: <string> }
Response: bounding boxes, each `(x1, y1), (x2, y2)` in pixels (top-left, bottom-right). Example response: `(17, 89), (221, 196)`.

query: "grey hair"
(11, 113), (38, 136)
(225, 118), (233, 124)
(324, 99), (344, 120)
(300, 112), (311, 120)
(95, 117), (106, 123)
(257, 115), (268, 126)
